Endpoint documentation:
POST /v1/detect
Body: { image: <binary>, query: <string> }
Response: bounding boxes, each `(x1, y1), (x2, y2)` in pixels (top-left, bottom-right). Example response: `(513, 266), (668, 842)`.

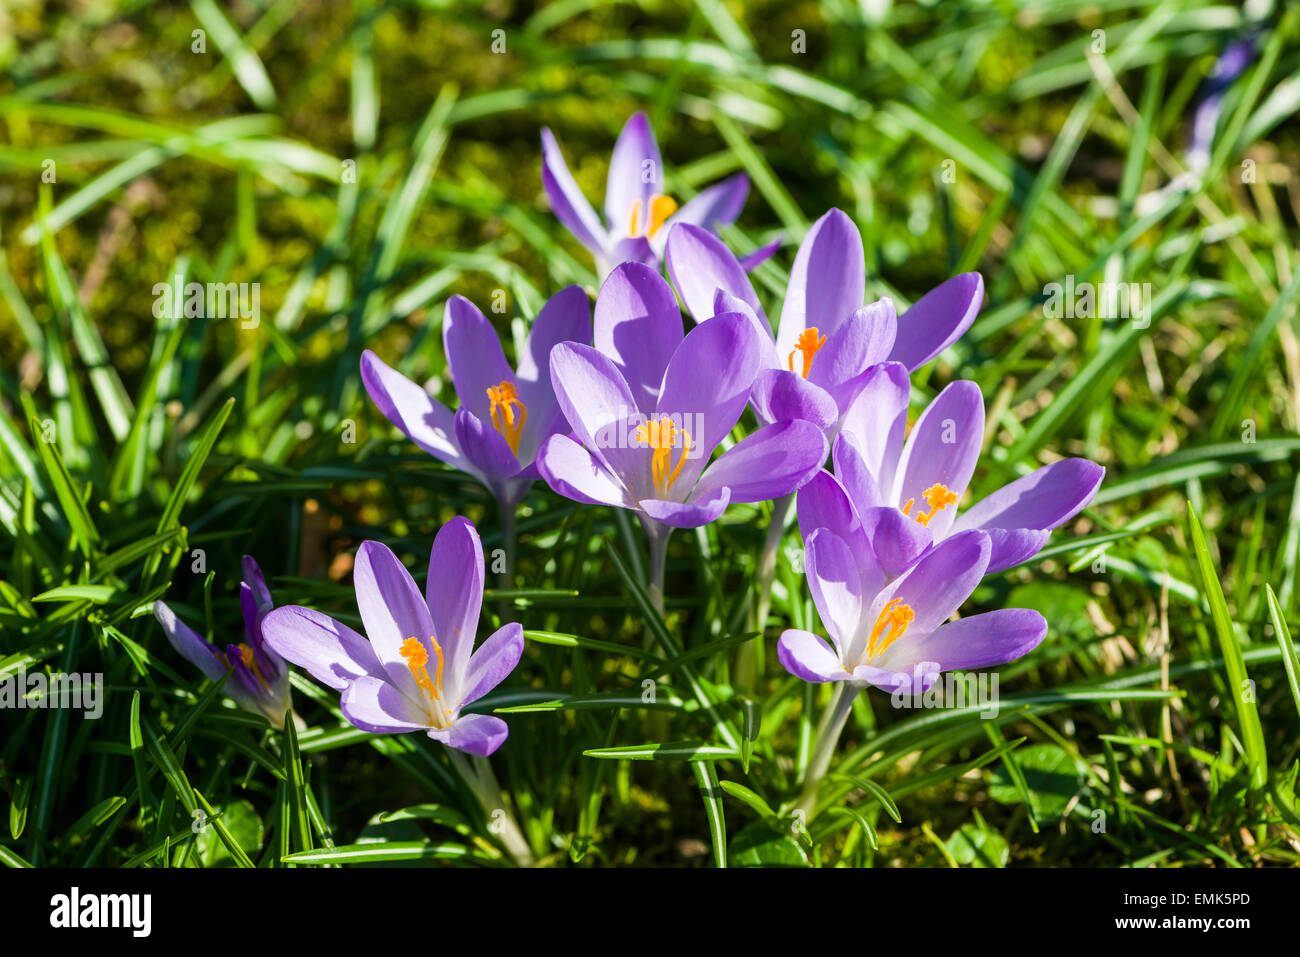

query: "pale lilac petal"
(802, 528), (865, 654)
(513, 285), (591, 459)
(806, 299), (897, 411)
(775, 209), (864, 358)
(536, 433), (635, 508)
(838, 361), (909, 492)
(831, 431), (884, 513)
(361, 350), (477, 477)
(541, 127), (607, 255)
(460, 622), (524, 707)
(341, 675), (428, 733)
(241, 556), (273, 612)
(983, 528), (1053, 574)
(605, 112), (662, 233)
(261, 605), (385, 691)
(693, 419), (827, 505)
(639, 486), (730, 528)
(860, 506), (933, 575)
(894, 380), (984, 538)
(428, 712), (509, 756)
(740, 236), (782, 271)
(548, 341), (648, 493)
(853, 662), (941, 695)
(154, 602), (227, 682)
(778, 629), (851, 683)
(796, 470), (868, 556)
(443, 295), (516, 426)
(454, 407), (521, 479)
(353, 540), (435, 696)
(890, 273), (983, 371)
(426, 517), (485, 693)
(749, 370), (838, 429)
(869, 530), (991, 636)
(655, 312), (762, 490)
(900, 608), (1047, 673)
(664, 222), (764, 324)
(597, 236), (655, 276)
(953, 459), (1105, 534)
(593, 262), (683, 413)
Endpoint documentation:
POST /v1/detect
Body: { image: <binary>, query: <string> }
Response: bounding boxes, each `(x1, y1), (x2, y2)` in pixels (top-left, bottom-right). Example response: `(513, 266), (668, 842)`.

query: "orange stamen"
(634, 417), (692, 495)
(237, 643), (271, 691)
(902, 483), (959, 527)
(486, 380), (527, 454)
(627, 194), (678, 238)
(865, 598), (915, 659)
(398, 636), (444, 703)
(787, 328), (827, 378)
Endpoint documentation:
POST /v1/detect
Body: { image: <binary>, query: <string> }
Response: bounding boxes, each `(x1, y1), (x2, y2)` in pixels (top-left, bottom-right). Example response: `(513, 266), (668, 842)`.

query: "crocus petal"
(460, 622), (524, 707)
(692, 419), (827, 505)
(831, 431), (884, 513)
(903, 608), (1048, 672)
(806, 299), (897, 411)
(655, 311), (761, 491)
(261, 605), (385, 691)
(953, 459), (1105, 534)
(428, 712), (510, 757)
(597, 236), (655, 277)
(361, 350), (477, 477)
(893, 380), (984, 539)
(778, 629), (852, 683)
(889, 273), (983, 372)
(870, 530), (991, 638)
(242, 556), (273, 612)
(154, 602), (227, 682)
(540, 127), (607, 254)
(639, 486), (730, 528)
(802, 528), (865, 655)
(749, 370), (838, 429)
(665, 222), (764, 324)
(982, 528), (1053, 574)
(536, 433), (635, 508)
(341, 675), (429, 733)
(860, 506), (934, 575)
(604, 112), (662, 234)
(514, 285), (592, 459)
(775, 209), (864, 357)
(353, 540), (437, 697)
(649, 172), (749, 258)
(443, 295), (517, 426)
(837, 362), (910, 491)
(454, 407), (521, 480)
(548, 341), (648, 493)
(740, 236), (782, 271)
(593, 262), (683, 413)
(425, 517), (486, 697)
(853, 662), (941, 695)
(796, 469), (867, 553)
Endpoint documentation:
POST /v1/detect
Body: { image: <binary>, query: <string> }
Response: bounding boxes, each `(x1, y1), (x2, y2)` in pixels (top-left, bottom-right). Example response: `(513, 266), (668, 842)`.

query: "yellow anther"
(634, 417), (692, 496)
(398, 636), (444, 702)
(787, 328), (827, 379)
(902, 483), (959, 527)
(486, 380), (527, 455)
(236, 643), (271, 691)
(865, 598), (914, 660)
(627, 193), (678, 238)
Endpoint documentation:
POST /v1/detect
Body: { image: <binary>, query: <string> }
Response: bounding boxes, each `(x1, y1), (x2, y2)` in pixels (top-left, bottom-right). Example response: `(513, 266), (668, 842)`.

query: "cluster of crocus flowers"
(665, 208), (985, 436)
(541, 111), (771, 277)
(261, 518), (523, 757)
(153, 556), (293, 729)
(535, 262), (828, 531)
(360, 286), (591, 513)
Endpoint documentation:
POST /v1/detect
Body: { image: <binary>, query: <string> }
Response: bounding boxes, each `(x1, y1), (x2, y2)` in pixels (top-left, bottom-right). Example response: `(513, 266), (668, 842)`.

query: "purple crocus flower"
(1187, 37), (1257, 176)
(541, 111), (769, 277)
(534, 262), (828, 530)
(778, 527), (1047, 694)
(361, 286), (590, 511)
(800, 375), (1105, 577)
(261, 518), (523, 757)
(665, 209), (985, 436)
(153, 556), (293, 729)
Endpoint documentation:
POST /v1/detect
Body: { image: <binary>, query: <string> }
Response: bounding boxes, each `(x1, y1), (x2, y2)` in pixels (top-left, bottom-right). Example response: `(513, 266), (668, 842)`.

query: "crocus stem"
(737, 492), (793, 689)
(794, 682), (862, 822)
(447, 749), (535, 867)
(498, 504), (516, 591)
(645, 520), (672, 619)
